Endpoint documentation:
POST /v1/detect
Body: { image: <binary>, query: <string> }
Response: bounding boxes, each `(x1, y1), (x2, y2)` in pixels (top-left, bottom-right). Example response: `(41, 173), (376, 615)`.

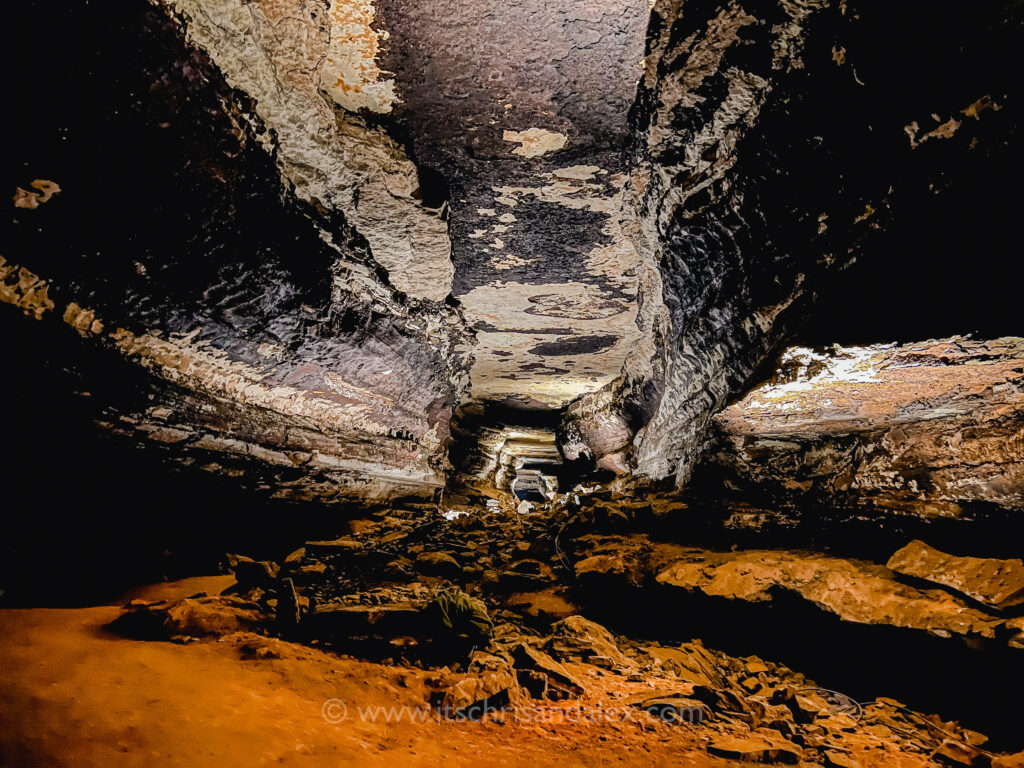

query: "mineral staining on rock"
(501, 129), (568, 159)
(377, 0), (653, 410)
(321, 0), (397, 114)
(155, 0), (454, 302)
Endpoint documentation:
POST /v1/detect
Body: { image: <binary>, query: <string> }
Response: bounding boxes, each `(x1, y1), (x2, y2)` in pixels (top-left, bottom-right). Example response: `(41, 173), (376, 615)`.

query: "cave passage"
(1, 1), (1023, 767)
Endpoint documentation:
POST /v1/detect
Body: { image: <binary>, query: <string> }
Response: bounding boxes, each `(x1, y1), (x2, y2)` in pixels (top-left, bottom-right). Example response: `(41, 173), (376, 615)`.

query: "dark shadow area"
(582, 581), (1024, 751)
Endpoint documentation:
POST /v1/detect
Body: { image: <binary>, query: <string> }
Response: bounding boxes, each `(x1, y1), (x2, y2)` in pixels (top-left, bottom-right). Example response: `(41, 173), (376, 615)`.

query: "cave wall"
(1, 1), (472, 502)
(563, 0), (1023, 488)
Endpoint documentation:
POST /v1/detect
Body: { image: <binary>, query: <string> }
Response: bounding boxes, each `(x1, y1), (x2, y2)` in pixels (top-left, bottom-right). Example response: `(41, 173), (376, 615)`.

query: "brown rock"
(931, 738), (991, 767)
(226, 554), (279, 589)
(112, 596), (270, 640)
(645, 642), (721, 687)
(707, 730), (801, 763)
(656, 549), (1008, 644)
(545, 616), (629, 667)
(824, 750), (863, 768)
(887, 540), (1024, 611)
(304, 537), (363, 554)
(635, 696), (712, 724)
(712, 338), (1024, 517)
(510, 643), (585, 700)
(414, 551), (462, 577)
(440, 652), (521, 717)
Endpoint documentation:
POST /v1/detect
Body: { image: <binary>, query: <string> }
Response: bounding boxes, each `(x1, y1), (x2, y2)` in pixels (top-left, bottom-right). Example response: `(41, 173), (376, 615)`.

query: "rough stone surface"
(887, 540), (1024, 611)
(377, 0), (653, 408)
(566, 0), (1024, 487)
(155, 0), (455, 301)
(656, 549), (1010, 645)
(710, 338), (1024, 517)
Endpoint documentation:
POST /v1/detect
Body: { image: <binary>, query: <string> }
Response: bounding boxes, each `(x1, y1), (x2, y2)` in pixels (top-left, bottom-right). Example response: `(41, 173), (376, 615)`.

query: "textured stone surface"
(710, 338), (1024, 517)
(565, 0), (1024, 486)
(155, 0), (455, 301)
(4, 0), (1024, 506)
(2, 1), (470, 501)
(378, 0), (653, 407)
(888, 540), (1024, 611)
(656, 549), (1010, 644)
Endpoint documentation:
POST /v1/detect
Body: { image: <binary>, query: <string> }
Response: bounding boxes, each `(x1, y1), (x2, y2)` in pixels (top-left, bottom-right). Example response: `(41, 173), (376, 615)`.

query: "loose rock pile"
(113, 499), (1024, 766)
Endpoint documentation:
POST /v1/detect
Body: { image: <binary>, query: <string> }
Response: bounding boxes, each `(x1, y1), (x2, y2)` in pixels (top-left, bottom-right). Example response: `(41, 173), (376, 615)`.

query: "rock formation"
(708, 338), (1024, 518)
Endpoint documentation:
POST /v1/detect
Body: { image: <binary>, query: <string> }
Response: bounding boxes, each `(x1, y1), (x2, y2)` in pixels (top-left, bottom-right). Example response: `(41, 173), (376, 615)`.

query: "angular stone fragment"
(439, 652), (521, 718)
(887, 540), (1024, 611)
(634, 696), (711, 724)
(510, 643), (585, 700)
(544, 615), (629, 667)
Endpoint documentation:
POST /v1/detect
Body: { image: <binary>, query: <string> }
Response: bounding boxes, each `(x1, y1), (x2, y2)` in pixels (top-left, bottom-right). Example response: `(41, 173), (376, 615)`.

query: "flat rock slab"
(707, 730), (801, 763)
(887, 540), (1024, 611)
(656, 549), (1013, 645)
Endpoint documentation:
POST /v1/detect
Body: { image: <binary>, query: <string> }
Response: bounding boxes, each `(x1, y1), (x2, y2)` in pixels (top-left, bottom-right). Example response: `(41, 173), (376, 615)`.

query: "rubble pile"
(114, 497), (1024, 766)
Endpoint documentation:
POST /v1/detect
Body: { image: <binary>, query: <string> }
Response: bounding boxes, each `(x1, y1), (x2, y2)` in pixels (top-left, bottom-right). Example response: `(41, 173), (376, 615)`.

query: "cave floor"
(0, 578), (731, 768)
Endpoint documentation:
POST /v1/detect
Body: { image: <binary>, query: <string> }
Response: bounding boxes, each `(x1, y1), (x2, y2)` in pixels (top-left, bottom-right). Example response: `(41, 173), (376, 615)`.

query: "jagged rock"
(572, 535), (653, 588)
(304, 600), (429, 642)
(887, 540), (1024, 611)
(544, 616), (629, 668)
(414, 551), (462, 578)
(634, 695), (712, 724)
(510, 643), (585, 701)
(931, 739), (991, 767)
(644, 642), (722, 687)
(656, 550), (1010, 645)
(707, 730), (802, 764)
(439, 652), (521, 718)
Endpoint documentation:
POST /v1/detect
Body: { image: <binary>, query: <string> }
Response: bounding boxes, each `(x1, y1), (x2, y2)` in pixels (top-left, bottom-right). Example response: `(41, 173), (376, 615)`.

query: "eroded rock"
(888, 540), (1024, 612)
(710, 339), (1024, 517)
(656, 549), (1012, 645)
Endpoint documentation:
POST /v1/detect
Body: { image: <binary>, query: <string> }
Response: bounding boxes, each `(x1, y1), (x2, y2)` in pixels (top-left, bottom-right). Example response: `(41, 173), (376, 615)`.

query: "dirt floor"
(0, 577), (740, 767)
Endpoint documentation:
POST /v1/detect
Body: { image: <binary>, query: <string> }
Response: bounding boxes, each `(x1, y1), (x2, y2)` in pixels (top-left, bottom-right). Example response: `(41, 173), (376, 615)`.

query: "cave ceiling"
(377, 0), (650, 408)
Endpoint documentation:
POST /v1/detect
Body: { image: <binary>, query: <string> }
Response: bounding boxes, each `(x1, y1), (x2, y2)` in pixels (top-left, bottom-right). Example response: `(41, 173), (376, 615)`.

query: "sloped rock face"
(656, 549), (1011, 645)
(708, 338), (1024, 518)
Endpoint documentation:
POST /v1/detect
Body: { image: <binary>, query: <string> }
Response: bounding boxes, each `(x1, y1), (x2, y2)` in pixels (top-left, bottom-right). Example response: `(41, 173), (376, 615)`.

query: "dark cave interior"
(2, 1), (1024, 766)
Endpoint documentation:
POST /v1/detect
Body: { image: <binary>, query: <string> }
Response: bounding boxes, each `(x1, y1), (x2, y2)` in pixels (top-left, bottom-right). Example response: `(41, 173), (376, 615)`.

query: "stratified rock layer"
(566, 0), (1023, 487)
(710, 338), (1024, 517)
